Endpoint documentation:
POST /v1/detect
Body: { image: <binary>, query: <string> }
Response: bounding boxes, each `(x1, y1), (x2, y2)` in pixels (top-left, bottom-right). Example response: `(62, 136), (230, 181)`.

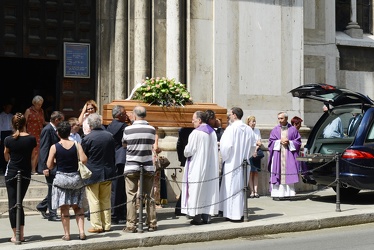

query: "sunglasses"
(87, 108), (94, 111)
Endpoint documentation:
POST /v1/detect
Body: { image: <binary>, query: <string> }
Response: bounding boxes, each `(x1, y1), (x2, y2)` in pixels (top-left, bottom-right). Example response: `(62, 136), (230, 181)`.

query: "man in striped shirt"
(122, 106), (157, 233)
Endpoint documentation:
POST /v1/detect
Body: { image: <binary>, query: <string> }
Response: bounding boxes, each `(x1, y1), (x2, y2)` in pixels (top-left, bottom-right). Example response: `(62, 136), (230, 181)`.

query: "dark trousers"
(6, 175), (30, 228)
(36, 174), (57, 217)
(111, 163), (127, 221)
(160, 169), (167, 201)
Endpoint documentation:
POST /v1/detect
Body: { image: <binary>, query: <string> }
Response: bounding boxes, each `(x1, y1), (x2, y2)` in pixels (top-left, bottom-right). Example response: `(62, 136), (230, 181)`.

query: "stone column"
(345, 0), (363, 38)
(166, 0), (182, 82)
(114, 0), (127, 100)
(128, 0), (152, 91)
(152, 0), (167, 77)
(186, 0), (214, 102)
(96, 0), (128, 109)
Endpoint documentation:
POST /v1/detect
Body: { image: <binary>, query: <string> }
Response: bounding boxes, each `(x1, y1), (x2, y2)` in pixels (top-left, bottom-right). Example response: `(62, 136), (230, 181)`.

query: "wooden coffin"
(102, 100), (228, 128)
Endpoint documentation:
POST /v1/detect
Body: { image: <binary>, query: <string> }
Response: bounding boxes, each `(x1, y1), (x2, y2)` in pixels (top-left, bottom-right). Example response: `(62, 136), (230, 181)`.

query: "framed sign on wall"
(63, 42), (90, 78)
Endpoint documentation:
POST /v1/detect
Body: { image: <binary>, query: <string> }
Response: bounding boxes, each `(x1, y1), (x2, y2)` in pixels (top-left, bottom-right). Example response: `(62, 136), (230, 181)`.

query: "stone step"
(0, 198), (45, 215)
(0, 185), (48, 199)
(0, 175), (48, 216)
(0, 174), (47, 187)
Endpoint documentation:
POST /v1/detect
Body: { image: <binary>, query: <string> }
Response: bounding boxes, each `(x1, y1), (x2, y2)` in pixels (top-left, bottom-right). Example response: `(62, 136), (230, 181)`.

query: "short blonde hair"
(246, 115), (256, 125)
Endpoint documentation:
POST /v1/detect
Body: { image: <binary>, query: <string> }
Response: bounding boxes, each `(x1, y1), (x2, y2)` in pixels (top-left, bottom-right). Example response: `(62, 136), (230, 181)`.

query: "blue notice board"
(64, 42), (90, 78)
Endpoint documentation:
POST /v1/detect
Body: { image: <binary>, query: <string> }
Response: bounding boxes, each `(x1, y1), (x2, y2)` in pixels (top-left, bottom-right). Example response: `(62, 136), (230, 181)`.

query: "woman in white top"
(246, 116), (263, 198)
(78, 100), (98, 136)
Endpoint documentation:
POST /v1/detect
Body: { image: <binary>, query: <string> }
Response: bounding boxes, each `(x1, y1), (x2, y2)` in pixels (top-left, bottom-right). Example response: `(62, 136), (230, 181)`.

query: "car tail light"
(341, 149), (374, 159)
(321, 84), (336, 90)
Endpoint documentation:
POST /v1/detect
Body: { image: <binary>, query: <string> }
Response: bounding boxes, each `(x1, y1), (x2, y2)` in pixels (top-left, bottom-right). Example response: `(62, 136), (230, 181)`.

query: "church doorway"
(0, 57), (58, 120)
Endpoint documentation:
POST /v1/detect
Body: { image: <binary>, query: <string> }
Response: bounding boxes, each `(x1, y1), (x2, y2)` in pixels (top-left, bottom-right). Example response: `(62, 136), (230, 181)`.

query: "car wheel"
(332, 186), (360, 198)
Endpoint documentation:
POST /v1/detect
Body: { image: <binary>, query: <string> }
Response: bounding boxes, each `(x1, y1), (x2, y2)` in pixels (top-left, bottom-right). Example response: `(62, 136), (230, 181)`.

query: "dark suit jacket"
(176, 128), (194, 166)
(106, 119), (127, 165)
(81, 128), (116, 185)
(37, 123), (60, 174)
(348, 114), (363, 137)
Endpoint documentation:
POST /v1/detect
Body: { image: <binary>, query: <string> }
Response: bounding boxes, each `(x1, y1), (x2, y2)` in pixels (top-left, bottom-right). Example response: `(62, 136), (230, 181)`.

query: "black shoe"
(85, 211), (90, 221)
(37, 209), (49, 219)
(190, 220), (202, 225)
(302, 175), (317, 185)
(48, 216), (61, 221)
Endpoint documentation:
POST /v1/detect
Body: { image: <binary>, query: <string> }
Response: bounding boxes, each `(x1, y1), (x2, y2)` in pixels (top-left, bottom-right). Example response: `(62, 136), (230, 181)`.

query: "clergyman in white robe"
(181, 123), (219, 222)
(219, 113), (256, 221)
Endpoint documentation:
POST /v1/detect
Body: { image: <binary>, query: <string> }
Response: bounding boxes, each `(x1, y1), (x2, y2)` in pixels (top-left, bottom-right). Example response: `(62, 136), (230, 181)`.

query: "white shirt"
(323, 117), (343, 138)
(69, 133), (82, 143)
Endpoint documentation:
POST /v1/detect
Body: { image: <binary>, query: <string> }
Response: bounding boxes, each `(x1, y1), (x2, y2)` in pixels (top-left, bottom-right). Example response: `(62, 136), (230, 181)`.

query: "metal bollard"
(137, 165), (144, 233)
(243, 159), (249, 222)
(335, 152), (341, 212)
(15, 171), (22, 244)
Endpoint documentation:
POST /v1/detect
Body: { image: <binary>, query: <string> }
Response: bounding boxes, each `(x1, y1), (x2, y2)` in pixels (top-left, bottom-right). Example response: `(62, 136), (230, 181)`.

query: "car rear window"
(366, 123), (374, 142)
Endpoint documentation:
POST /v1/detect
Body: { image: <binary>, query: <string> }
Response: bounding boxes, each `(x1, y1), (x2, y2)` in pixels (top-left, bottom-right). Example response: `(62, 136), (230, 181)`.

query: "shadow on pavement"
(310, 190), (374, 205)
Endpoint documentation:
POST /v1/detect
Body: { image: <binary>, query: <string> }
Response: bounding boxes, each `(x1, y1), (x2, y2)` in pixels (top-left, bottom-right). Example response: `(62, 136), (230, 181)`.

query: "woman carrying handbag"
(46, 121), (88, 241)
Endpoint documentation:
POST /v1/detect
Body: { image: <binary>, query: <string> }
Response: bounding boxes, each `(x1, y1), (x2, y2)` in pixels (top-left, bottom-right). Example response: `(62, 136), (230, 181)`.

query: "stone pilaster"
(128, 0), (152, 91)
(152, 0), (167, 77)
(166, 0), (184, 82)
(96, 0), (128, 107)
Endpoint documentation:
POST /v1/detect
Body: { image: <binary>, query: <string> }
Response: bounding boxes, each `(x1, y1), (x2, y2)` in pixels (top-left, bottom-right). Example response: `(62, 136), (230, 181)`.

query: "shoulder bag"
(53, 171), (84, 189)
(75, 141), (92, 179)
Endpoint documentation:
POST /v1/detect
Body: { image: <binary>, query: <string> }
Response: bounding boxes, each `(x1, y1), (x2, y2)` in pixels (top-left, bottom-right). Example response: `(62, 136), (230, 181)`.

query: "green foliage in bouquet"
(133, 77), (193, 107)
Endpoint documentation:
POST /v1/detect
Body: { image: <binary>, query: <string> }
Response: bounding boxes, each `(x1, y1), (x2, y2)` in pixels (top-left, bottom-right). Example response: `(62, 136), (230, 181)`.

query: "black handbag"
(250, 148), (264, 171)
(256, 148), (265, 159)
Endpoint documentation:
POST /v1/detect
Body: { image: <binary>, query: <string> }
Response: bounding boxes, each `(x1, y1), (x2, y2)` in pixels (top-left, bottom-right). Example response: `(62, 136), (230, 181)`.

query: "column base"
(344, 27), (363, 39)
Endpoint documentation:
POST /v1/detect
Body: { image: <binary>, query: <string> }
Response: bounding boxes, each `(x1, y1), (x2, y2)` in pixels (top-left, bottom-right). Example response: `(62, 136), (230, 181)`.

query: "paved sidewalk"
(1, 188), (374, 250)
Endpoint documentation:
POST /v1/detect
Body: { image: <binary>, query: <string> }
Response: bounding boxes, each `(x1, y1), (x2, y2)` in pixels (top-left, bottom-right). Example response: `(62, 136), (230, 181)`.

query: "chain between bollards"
(335, 152), (341, 212)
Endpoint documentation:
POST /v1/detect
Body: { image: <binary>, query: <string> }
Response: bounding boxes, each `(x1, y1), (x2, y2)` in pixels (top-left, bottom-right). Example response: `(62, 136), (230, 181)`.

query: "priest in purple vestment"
(268, 111), (301, 200)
